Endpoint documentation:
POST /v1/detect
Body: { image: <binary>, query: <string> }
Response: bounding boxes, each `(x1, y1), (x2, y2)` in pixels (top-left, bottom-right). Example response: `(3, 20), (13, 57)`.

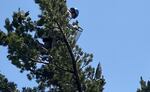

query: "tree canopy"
(0, 0), (105, 92)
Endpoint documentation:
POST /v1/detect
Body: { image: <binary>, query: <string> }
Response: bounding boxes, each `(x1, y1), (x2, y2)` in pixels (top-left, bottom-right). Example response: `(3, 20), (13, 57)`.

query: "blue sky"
(0, 0), (150, 92)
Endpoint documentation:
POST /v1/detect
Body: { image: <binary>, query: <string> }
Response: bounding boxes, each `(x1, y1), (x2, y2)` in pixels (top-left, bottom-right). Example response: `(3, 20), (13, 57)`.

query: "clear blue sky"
(0, 0), (150, 92)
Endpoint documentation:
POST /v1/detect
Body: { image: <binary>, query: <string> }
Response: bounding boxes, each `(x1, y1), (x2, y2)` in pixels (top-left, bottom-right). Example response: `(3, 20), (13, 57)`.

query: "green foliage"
(137, 77), (150, 92)
(95, 62), (102, 79)
(0, 73), (19, 92)
(0, 73), (40, 92)
(0, 30), (7, 46)
(0, 0), (105, 91)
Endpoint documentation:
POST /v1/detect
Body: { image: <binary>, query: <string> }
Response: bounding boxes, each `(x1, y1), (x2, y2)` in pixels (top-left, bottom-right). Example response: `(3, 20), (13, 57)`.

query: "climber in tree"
(69, 7), (79, 19)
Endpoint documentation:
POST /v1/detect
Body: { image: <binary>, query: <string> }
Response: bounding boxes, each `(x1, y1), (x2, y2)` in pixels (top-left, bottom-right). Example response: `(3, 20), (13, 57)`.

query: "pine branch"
(20, 42), (73, 73)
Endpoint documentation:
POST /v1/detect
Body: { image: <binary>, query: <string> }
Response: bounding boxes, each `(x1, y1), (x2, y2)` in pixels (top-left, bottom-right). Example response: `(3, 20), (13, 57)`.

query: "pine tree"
(137, 77), (150, 92)
(0, 0), (105, 91)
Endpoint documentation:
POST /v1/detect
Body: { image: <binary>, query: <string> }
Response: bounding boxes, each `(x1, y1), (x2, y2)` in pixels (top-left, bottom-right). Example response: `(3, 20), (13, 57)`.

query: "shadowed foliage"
(0, 73), (18, 92)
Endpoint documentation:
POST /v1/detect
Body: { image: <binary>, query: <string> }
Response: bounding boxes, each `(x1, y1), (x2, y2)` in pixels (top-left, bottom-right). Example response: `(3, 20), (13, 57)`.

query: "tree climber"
(68, 7), (79, 19)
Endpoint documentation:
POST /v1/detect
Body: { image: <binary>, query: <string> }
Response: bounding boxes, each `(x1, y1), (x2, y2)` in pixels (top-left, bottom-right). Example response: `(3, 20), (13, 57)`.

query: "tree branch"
(20, 43), (73, 73)
(55, 21), (82, 92)
(29, 54), (73, 73)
